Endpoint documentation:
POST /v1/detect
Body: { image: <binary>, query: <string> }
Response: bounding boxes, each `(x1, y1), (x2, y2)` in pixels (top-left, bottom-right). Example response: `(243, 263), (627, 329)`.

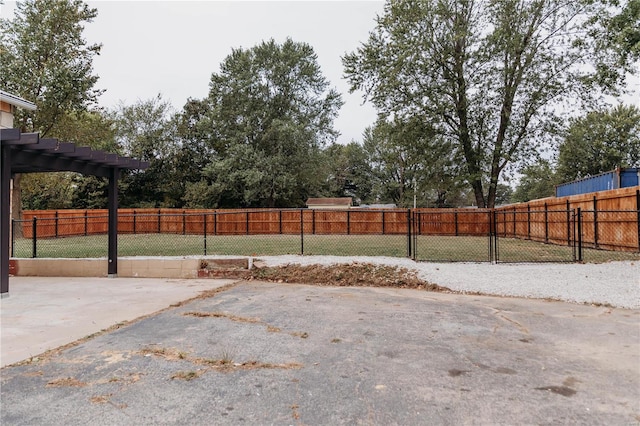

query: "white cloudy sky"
(1, 0), (385, 144)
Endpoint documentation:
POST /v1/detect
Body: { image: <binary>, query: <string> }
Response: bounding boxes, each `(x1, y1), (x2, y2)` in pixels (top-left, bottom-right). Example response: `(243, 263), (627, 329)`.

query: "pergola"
(1, 128), (148, 295)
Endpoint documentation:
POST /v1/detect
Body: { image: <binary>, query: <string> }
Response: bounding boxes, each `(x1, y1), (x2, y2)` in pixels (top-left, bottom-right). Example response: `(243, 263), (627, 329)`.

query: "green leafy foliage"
(0, 0), (102, 135)
(114, 95), (178, 207)
(319, 142), (374, 205)
(557, 104), (640, 182)
(182, 38), (343, 208)
(513, 160), (558, 203)
(343, 0), (618, 208)
(1, 0), (103, 216)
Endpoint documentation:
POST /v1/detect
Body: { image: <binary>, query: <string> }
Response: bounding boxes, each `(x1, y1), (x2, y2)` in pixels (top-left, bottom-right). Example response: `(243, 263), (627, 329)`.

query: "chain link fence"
(11, 208), (640, 263)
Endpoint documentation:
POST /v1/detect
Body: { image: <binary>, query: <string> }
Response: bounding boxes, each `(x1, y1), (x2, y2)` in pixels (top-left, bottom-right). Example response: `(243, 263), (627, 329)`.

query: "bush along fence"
(12, 200), (640, 264)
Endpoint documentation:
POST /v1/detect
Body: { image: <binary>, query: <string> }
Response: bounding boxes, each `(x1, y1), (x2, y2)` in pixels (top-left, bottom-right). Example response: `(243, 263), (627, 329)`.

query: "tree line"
(2, 0), (638, 213)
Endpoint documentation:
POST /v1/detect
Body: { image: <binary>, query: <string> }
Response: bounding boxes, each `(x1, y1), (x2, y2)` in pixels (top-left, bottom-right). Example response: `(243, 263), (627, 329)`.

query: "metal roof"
(0, 128), (148, 178)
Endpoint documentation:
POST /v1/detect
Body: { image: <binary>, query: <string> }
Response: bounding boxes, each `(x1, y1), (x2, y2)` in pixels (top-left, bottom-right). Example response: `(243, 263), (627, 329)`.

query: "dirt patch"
(183, 311), (261, 323)
(46, 377), (87, 388)
(249, 263), (451, 291)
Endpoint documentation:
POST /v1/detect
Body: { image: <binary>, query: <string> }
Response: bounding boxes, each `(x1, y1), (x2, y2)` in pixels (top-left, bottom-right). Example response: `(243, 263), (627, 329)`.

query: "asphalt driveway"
(1, 279), (639, 425)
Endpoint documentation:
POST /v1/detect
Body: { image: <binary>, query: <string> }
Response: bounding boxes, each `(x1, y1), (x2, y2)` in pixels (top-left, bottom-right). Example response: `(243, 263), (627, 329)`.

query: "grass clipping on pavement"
(249, 263), (451, 292)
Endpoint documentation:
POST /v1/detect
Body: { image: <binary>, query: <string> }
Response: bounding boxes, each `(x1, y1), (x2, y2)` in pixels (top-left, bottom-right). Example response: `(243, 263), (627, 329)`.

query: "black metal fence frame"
(11, 207), (640, 263)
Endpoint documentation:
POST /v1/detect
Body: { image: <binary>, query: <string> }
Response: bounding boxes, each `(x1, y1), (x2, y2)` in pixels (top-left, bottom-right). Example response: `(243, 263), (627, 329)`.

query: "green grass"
(11, 232), (640, 263)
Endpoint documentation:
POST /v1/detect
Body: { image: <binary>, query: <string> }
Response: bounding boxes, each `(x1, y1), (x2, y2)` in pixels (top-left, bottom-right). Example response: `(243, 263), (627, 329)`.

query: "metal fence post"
(490, 210), (496, 263)
(157, 209), (161, 234)
(55, 211), (59, 238)
(32, 216), (37, 258)
(527, 204), (531, 240)
(544, 202), (549, 243)
(577, 208), (583, 262)
(413, 211), (422, 260)
(566, 200), (571, 246)
(11, 219), (15, 257)
(182, 211), (186, 236)
(203, 213), (207, 256)
(300, 209), (304, 255)
(593, 196), (599, 249)
(84, 213), (88, 236)
(246, 211), (250, 235)
(133, 209), (137, 234)
(406, 209), (411, 258)
(454, 211), (459, 237)
(347, 210), (351, 235)
(636, 189), (640, 252)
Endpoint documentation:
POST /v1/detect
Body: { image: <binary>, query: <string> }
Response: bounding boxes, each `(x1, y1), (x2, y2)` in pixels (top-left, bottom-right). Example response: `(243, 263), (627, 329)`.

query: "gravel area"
(256, 255), (640, 309)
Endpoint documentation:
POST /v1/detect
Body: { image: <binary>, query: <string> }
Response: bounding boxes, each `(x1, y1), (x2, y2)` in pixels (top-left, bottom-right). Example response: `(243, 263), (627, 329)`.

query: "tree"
(588, 0), (640, 89)
(513, 159), (558, 202)
(343, 0), (620, 208)
(363, 117), (464, 207)
(183, 38), (343, 208)
(556, 104), (640, 182)
(320, 142), (374, 205)
(0, 0), (102, 135)
(114, 95), (178, 208)
(1, 0), (102, 222)
(20, 110), (118, 209)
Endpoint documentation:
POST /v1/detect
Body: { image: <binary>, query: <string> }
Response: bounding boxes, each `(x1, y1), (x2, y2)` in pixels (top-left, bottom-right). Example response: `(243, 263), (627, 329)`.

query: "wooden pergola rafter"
(0, 128), (149, 295)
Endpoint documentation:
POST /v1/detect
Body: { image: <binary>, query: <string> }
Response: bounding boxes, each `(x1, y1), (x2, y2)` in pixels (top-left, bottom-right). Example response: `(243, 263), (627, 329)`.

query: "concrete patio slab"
(0, 277), (235, 367)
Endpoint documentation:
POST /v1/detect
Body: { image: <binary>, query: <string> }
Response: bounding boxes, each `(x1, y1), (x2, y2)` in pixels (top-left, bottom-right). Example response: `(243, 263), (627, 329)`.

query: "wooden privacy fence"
(18, 186), (640, 253)
(495, 186), (640, 252)
(18, 208), (413, 238)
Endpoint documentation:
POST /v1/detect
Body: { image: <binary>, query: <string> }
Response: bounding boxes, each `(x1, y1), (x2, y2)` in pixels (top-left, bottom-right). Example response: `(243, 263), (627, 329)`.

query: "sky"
(1, 0), (385, 145)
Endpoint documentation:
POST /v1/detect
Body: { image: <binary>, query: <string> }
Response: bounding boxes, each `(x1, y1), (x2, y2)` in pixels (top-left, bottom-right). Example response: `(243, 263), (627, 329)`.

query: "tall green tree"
(183, 38), (343, 208)
(343, 0), (622, 208)
(1, 0), (102, 218)
(1, 0), (102, 135)
(556, 104), (640, 182)
(114, 95), (178, 207)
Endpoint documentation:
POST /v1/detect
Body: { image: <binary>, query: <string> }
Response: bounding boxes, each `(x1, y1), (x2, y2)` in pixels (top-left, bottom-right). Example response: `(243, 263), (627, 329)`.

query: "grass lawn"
(11, 233), (640, 263)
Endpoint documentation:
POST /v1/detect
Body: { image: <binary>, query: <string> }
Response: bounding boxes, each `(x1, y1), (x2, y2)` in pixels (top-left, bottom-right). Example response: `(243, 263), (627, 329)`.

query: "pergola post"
(0, 128), (146, 293)
(1, 144), (11, 296)
(107, 167), (118, 277)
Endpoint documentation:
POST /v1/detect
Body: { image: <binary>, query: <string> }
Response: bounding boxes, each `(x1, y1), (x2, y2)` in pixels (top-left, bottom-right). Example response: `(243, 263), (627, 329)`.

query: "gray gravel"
(255, 255), (640, 309)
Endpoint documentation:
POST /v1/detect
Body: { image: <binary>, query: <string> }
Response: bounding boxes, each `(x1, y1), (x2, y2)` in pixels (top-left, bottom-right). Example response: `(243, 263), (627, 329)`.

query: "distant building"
(306, 197), (352, 210)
